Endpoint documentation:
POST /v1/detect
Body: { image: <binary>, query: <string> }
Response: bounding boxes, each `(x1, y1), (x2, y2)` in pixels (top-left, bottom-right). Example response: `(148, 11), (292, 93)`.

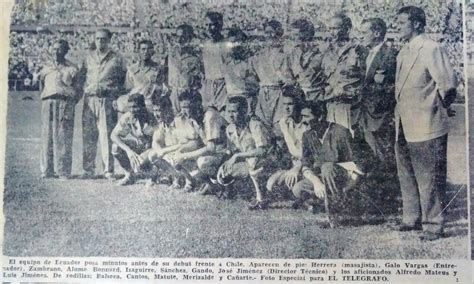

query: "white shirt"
(365, 42), (384, 77)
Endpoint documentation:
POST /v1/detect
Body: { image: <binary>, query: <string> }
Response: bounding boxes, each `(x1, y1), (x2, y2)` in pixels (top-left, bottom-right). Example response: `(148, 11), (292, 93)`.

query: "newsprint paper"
(0, 0), (472, 283)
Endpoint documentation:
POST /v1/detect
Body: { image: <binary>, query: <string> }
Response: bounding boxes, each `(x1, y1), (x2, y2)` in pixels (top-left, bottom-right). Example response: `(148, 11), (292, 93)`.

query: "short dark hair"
(291, 18), (315, 37)
(398, 6), (426, 30)
(128, 93), (146, 107)
(96, 28), (112, 39)
(137, 39), (154, 49)
(281, 84), (305, 120)
(151, 94), (168, 108)
(333, 13), (352, 31)
(227, 27), (248, 42)
(206, 11), (223, 28)
(281, 84), (305, 98)
(178, 90), (197, 102)
(228, 96), (248, 114)
(56, 39), (70, 53)
(308, 101), (327, 120)
(177, 24), (194, 36)
(362, 18), (387, 38)
(264, 19), (284, 38)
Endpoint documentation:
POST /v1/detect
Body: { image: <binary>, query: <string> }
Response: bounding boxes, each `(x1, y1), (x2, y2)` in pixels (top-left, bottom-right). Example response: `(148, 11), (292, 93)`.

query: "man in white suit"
(395, 6), (457, 241)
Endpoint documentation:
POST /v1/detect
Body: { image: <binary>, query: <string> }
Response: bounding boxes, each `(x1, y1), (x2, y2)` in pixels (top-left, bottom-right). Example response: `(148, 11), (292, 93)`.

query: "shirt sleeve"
(114, 113), (132, 137)
(124, 67), (134, 93)
(204, 110), (224, 142)
(191, 119), (205, 141)
(425, 43), (457, 97)
(301, 131), (315, 170)
(225, 124), (239, 153)
(249, 120), (270, 148)
(152, 126), (165, 148)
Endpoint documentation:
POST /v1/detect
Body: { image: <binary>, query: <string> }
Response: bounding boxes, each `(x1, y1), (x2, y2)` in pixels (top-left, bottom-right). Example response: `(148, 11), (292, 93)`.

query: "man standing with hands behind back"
(395, 6), (457, 241)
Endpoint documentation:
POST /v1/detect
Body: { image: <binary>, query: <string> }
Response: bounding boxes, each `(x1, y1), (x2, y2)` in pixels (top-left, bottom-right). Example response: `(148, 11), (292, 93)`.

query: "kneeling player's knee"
(292, 182), (304, 198)
(111, 143), (119, 156)
(197, 156), (210, 170)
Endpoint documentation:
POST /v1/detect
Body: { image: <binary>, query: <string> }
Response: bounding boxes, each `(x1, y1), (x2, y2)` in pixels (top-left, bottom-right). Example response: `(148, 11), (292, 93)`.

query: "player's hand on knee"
(284, 169), (298, 189)
(127, 150), (141, 171)
(312, 179), (326, 199)
(321, 162), (337, 195)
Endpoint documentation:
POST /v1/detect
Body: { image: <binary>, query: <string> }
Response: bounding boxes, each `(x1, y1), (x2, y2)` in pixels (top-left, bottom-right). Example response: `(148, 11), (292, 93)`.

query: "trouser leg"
(40, 100), (54, 176)
(170, 89), (181, 115)
(292, 178), (314, 198)
(409, 135), (447, 234)
(395, 126), (422, 226)
(82, 97), (99, 174)
(197, 155), (226, 179)
(202, 79), (227, 112)
(247, 157), (269, 202)
(111, 143), (132, 173)
(97, 98), (116, 175)
(255, 87), (281, 129)
(55, 100), (75, 176)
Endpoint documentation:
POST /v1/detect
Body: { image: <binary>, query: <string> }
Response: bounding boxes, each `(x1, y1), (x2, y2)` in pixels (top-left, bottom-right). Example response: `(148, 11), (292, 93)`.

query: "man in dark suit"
(359, 18), (397, 163)
(358, 18), (400, 214)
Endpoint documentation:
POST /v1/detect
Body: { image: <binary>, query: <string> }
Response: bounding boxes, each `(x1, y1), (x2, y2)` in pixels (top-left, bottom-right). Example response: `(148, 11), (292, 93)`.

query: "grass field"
(2, 91), (469, 259)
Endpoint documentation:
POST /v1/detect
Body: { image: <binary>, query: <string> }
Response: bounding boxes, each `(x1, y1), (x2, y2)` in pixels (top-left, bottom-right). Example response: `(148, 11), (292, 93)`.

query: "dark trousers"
(41, 98), (75, 176)
(395, 126), (447, 233)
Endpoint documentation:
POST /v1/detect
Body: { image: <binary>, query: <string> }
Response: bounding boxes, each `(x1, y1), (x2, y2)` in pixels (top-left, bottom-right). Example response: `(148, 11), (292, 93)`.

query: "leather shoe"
(398, 223), (422, 232)
(419, 231), (444, 241)
(248, 200), (269, 211)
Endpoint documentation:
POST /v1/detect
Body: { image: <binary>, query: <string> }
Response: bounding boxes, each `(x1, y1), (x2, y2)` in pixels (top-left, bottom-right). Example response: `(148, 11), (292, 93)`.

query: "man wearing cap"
(81, 29), (127, 179)
(39, 39), (80, 179)
(111, 94), (155, 186)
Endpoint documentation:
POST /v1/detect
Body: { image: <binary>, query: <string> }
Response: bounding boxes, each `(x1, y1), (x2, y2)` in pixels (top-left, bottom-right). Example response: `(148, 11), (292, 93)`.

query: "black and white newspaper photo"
(0, 0), (472, 283)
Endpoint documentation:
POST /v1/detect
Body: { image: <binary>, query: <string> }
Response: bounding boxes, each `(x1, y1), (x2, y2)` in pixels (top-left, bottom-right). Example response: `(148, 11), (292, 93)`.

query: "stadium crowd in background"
(10, 0), (462, 241)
